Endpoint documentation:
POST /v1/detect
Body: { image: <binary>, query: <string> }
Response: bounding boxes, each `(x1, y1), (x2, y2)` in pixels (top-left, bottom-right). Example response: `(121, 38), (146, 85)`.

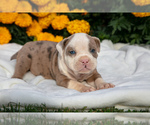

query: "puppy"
(11, 33), (115, 92)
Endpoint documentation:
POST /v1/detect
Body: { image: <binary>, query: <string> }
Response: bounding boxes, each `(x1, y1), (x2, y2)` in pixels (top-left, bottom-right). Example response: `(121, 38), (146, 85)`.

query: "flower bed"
(0, 13), (90, 44)
(1, 13), (150, 45)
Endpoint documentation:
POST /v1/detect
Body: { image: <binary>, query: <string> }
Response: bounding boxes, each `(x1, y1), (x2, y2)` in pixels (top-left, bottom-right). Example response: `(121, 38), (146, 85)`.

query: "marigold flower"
(67, 19), (90, 34)
(30, 0), (50, 6)
(0, 0), (18, 12)
(15, 13), (32, 27)
(132, 12), (150, 17)
(51, 15), (70, 30)
(0, 13), (18, 24)
(54, 35), (63, 42)
(38, 13), (57, 29)
(36, 32), (55, 41)
(26, 20), (42, 37)
(71, 9), (87, 13)
(15, 1), (32, 12)
(0, 27), (12, 44)
(71, 9), (88, 15)
(52, 3), (70, 12)
(38, 0), (57, 12)
(131, 0), (150, 6)
(31, 12), (50, 17)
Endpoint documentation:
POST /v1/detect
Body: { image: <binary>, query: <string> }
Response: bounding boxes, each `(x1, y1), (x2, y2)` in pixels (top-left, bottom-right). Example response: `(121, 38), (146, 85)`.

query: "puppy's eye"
(90, 49), (95, 53)
(70, 50), (76, 54)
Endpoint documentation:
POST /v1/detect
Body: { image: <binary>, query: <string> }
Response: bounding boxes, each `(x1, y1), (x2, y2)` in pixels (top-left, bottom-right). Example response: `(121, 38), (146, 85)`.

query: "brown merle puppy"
(11, 33), (115, 92)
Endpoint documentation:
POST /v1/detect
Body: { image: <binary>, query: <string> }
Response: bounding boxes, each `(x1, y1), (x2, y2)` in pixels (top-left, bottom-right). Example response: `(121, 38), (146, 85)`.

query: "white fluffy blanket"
(0, 40), (150, 110)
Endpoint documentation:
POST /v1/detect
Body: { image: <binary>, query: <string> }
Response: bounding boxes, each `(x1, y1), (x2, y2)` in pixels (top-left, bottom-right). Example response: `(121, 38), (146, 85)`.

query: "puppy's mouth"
(78, 65), (91, 73)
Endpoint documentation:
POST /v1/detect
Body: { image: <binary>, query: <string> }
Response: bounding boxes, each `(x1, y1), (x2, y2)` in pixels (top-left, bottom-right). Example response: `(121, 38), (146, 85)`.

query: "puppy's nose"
(82, 59), (89, 64)
(80, 56), (89, 64)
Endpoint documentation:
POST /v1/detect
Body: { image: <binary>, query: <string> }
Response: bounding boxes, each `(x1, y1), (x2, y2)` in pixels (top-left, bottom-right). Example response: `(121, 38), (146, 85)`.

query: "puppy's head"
(56, 33), (100, 74)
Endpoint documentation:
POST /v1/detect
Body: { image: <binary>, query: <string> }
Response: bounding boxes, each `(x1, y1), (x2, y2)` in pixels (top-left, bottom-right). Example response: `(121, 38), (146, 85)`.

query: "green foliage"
(1, 13), (150, 45)
(56, 13), (150, 44)
(63, 0), (150, 12)
(0, 103), (149, 112)
(88, 13), (150, 44)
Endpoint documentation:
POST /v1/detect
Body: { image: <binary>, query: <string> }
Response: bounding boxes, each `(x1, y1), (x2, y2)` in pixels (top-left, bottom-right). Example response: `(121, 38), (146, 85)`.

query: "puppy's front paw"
(81, 86), (96, 92)
(96, 82), (115, 90)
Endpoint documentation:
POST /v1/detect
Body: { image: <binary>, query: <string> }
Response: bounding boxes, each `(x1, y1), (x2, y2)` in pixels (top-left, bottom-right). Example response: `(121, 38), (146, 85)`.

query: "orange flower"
(54, 35), (63, 42)
(36, 32), (63, 42)
(0, 27), (12, 44)
(51, 15), (70, 30)
(38, 13), (57, 29)
(67, 19), (90, 34)
(31, 12), (50, 17)
(0, 0), (18, 12)
(0, 13), (18, 24)
(36, 32), (55, 41)
(131, 0), (150, 6)
(38, 0), (57, 12)
(26, 20), (42, 37)
(15, 1), (32, 12)
(15, 13), (32, 27)
(71, 9), (87, 13)
(52, 3), (70, 12)
(132, 12), (150, 17)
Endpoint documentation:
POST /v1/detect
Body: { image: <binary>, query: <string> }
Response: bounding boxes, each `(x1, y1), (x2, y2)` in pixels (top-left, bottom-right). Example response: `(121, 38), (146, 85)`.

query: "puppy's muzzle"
(79, 56), (90, 67)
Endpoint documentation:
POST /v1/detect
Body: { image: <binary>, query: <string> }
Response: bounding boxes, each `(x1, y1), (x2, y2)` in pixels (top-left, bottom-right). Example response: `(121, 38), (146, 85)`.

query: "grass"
(0, 103), (149, 125)
(0, 115), (146, 125)
(0, 115), (126, 125)
(0, 111), (148, 125)
(0, 102), (149, 112)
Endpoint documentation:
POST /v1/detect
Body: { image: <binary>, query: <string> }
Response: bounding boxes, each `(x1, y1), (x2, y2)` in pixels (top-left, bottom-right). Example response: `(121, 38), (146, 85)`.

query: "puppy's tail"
(10, 52), (18, 60)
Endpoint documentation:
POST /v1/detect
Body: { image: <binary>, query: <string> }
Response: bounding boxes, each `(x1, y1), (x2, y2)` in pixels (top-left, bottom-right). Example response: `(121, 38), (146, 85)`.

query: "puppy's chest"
(73, 73), (93, 83)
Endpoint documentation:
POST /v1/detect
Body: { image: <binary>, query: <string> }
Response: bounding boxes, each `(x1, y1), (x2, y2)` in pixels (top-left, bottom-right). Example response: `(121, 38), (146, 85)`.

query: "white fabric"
(0, 40), (150, 109)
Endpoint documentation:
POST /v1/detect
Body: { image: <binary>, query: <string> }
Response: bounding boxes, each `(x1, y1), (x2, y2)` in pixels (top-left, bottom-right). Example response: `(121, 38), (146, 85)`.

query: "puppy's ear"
(56, 35), (72, 57)
(92, 37), (100, 52)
